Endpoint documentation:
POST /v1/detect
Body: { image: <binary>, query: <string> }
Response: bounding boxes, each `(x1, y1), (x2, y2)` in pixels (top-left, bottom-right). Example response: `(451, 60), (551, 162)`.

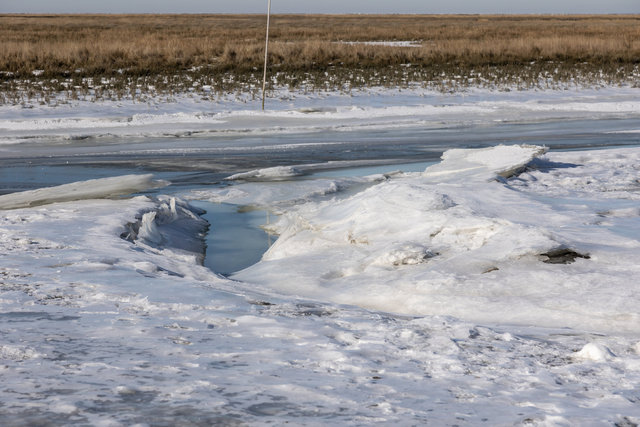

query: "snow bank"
(0, 174), (169, 210)
(232, 145), (640, 333)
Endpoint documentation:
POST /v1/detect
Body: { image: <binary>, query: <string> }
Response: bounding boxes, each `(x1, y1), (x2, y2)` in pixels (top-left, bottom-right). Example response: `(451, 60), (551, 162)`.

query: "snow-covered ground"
(338, 40), (423, 47)
(1, 87), (640, 425)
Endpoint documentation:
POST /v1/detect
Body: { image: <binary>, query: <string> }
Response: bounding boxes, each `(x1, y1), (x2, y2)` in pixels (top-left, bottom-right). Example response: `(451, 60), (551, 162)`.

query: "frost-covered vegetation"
(1, 14), (640, 104)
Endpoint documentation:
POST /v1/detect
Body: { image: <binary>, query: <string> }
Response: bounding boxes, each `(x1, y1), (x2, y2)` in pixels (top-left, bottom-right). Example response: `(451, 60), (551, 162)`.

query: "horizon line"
(2, 12), (639, 16)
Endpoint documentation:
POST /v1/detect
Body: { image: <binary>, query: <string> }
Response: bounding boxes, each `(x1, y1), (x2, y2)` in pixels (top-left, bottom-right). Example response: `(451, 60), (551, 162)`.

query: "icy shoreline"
(2, 86), (640, 145)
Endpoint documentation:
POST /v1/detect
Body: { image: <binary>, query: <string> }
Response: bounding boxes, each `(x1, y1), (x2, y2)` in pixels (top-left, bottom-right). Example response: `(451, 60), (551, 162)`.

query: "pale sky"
(2, 0), (639, 14)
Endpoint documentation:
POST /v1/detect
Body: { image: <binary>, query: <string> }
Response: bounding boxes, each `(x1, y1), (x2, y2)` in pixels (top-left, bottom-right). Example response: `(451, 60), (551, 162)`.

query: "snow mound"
(232, 145), (640, 333)
(0, 175), (169, 210)
(572, 343), (616, 362)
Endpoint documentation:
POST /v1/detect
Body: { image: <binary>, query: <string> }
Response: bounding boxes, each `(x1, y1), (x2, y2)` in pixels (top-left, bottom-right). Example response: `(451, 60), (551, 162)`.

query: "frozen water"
(1, 87), (640, 424)
(0, 174), (168, 209)
(3, 86), (640, 146)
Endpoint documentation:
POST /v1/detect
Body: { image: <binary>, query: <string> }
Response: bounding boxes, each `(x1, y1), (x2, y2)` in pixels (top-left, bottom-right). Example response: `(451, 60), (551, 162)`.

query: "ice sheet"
(0, 174), (169, 210)
(2, 86), (640, 145)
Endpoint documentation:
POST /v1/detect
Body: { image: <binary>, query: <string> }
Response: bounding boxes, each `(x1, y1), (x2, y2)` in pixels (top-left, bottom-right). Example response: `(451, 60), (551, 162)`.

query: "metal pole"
(262, 0), (271, 111)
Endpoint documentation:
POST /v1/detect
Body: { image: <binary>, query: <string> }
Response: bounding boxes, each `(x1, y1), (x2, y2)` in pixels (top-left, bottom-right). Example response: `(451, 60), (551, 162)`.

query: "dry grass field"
(1, 14), (639, 103)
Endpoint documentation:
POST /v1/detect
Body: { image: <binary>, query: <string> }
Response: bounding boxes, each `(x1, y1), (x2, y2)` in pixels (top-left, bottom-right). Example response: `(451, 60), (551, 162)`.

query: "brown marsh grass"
(1, 14), (639, 103)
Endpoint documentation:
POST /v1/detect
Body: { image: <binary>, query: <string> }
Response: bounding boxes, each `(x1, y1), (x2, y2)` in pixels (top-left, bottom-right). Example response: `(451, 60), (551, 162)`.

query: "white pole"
(262, 0), (272, 111)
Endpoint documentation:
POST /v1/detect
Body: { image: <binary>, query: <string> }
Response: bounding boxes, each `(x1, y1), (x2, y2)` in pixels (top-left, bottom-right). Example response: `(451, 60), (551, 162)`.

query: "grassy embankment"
(1, 14), (639, 104)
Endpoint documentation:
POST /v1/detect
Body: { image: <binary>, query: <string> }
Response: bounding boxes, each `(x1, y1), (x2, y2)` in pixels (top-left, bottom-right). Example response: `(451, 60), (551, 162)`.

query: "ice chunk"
(424, 144), (547, 182)
(0, 174), (169, 210)
(138, 211), (162, 245)
(226, 166), (304, 181)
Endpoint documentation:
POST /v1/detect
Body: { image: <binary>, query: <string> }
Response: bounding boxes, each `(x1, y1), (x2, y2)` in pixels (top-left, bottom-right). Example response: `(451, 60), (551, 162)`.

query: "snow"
(228, 145), (640, 334)
(1, 86), (640, 424)
(573, 343), (616, 362)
